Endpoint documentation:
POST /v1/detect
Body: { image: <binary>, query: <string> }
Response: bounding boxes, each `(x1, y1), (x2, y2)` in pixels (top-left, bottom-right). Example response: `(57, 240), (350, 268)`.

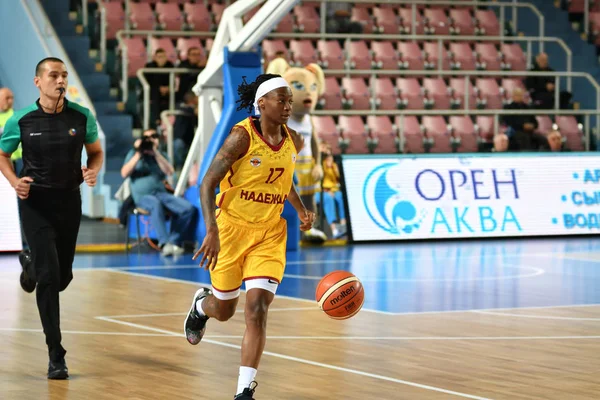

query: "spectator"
(326, 3), (362, 46)
(491, 133), (509, 152)
(540, 130), (570, 152)
(173, 91), (198, 168)
(525, 52), (556, 110)
(145, 49), (175, 128)
(316, 153), (346, 238)
(502, 88), (541, 151)
(0, 87), (21, 170)
(176, 47), (204, 103)
(121, 129), (197, 256)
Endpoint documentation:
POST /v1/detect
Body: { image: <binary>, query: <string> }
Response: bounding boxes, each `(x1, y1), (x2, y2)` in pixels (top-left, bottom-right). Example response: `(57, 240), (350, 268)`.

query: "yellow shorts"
(210, 210), (287, 296)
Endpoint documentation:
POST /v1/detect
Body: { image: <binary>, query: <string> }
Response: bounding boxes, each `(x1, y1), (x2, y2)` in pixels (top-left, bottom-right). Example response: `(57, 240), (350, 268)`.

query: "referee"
(0, 57), (104, 379)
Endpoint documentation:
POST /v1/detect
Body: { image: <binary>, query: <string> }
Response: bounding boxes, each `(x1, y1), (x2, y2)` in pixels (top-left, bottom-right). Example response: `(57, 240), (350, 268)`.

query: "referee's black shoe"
(47, 359), (68, 380)
(19, 249), (36, 293)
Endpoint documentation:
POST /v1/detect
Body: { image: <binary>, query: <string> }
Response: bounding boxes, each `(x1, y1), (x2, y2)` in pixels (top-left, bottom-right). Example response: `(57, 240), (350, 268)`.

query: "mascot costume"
(266, 57), (328, 242)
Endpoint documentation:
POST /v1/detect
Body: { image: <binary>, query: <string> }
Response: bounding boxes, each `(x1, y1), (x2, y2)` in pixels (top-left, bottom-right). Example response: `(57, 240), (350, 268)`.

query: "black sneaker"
(19, 250), (36, 293)
(184, 287), (211, 345)
(234, 381), (258, 399)
(47, 359), (68, 380)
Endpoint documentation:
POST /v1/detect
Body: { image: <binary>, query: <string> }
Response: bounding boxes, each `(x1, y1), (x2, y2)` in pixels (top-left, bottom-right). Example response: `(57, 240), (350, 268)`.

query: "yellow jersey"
(216, 117), (298, 224)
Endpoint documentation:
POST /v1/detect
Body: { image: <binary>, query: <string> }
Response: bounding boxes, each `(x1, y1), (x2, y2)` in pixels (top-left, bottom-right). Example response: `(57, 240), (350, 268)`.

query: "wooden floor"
(2, 239), (600, 399)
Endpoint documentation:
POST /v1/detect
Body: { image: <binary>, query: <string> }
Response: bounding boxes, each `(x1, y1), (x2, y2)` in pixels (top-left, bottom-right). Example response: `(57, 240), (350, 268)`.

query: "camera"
(139, 137), (154, 151)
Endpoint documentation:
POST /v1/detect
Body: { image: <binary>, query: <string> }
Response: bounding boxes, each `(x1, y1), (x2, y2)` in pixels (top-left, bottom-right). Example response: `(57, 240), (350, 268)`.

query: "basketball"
(315, 270), (364, 319)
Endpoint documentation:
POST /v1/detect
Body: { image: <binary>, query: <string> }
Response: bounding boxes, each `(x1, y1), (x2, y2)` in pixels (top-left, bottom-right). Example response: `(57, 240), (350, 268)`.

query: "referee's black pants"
(19, 186), (82, 362)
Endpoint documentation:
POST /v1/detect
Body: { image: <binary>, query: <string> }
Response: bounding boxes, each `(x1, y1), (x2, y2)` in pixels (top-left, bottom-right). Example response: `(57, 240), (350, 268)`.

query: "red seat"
(501, 79), (528, 104)
(294, 5), (320, 33)
(450, 116), (478, 152)
(312, 116), (341, 155)
(367, 116), (398, 153)
(397, 42), (424, 71)
(475, 78), (503, 109)
(396, 78), (424, 110)
(423, 42), (450, 70)
(423, 8), (450, 35)
(398, 7), (425, 34)
(102, 1), (125, 40)
(501, 43), (527, 72)
(395, 115), (424, 153)
(156, 3), (184, 31)
(422, 78), (451, 109)
(129, 2), (155, 30)
(150, 37), (178, 65)
(351, 7), (375, 33)
(556, 116), (584, 150)
(211, 3), (226, 26)
(372, 77), (399, 110)
(184, 3), (211, 31)
(262, 40), (288, 64)
(475, 43), (501, 71)
(449, 78), (477, 109)
(289, 40), (318, 66)
(475, 116), (495, 142)
(371, 41), (400, 70)
(176, 38), (206, 65)
(342, 77), (371, 110)
(449, 42), (476, 71)
(346, 41), (373, 70)
(373, 7), (399, 33)
(535, 115), (553, 135)
(475, 10), (501, 36)
(339, 116), (370, 154)
(121, 37), (147, 77)
(449, 8), (475, 35)
(422, 116), (452, 153)
(317, 40), (344, 72)
(320, 77), (343, 110)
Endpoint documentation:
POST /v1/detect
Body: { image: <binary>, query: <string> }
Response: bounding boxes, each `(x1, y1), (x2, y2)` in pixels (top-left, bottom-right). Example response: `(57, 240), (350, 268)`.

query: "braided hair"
(235, 74), (282, 113)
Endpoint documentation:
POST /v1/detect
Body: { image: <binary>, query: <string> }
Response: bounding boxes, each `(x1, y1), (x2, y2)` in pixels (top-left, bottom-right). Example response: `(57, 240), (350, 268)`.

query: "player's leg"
(184, 213), (245, 344)
(235, 219), (287, 399)
(55, 190), (82, 293)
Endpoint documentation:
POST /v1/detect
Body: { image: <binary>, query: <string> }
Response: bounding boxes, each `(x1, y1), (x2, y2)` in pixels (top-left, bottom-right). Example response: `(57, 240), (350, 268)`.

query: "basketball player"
(184, 74), (315, 399)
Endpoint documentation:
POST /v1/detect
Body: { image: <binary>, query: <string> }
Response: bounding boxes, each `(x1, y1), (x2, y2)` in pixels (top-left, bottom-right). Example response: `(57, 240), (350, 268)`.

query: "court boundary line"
(101, 268), (600, 316)
(95, 315), (491, 400)
(472, 310), (600, 321)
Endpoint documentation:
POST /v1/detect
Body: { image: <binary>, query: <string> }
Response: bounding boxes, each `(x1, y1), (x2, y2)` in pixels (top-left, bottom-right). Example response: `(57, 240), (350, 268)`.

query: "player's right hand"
(193, 228), (220, 271)
(13, 177), (33, 200)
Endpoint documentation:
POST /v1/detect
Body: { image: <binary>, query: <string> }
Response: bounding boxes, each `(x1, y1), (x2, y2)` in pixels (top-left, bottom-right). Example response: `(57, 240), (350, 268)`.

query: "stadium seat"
(212, 3), (226, 26)
(371, 41), (400, 70)
(475, 43), (501, 71)
(367, 116), (398, 153)
(317, 40), (345, 71)
(102, 1), (125, 40)
(475, 78), (503, 109)
(501, 78), (528, 104)
(449, 42), (476, 71)
(397, 41), (424, 71)
(289, 40), (318, 66)
(475, 116), (495, 142)
(121, 37), (147, 77)
(150, 37), (178, 64)
(346, 41), (373, 70)
(373, 7), (399, 34)
(184, 3), (212, 32)
(535, 115), (553, 135)
(262, 40), (288, 64)
(398, 7), (425, 34)
(129, 2), (155, 30)
(312, 116), (342, 154)
(372, 77), (399, 110)
(339, 116), (370, 154)
(342, 77), (371, 110)
(396, 78), (424, 110)
(450, 115), (479, 152)
(422, 78), (451, 110)
(449, 77), (478, 109)
(156, 3), (184, 31)
(422, 116), (452, 153)
(320, 77), (343, 110)
(423, 41), (450, 70)
(556, 116), (584, 150)
(351, 8), (375, 33)
(501, 43), (527, 72)
(396, 115), (425, 153)
(176, 38), (206, 65)
(423, 8), (450, 35)
(449, 8), (475, 35)
(294, 5), (320, 33)
(475, 10), (501, 36)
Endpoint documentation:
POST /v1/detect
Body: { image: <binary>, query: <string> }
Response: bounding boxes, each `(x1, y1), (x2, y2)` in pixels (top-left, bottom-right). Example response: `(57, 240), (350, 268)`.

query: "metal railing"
(311, 108), (598, 152)
(321, 70), (598, 112)
(137, 67), (202, 130)
(80, 0), (88, 29)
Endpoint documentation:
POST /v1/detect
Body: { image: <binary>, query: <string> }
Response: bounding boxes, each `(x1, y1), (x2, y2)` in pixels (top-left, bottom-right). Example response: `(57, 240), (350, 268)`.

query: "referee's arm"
(0, 115), (31, 198)
(81, 109), (104, 187)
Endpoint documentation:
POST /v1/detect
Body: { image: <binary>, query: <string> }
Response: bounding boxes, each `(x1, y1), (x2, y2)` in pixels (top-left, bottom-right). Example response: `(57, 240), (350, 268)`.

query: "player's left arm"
(288, 182), (315, 231)
(82, 110), (104, 187)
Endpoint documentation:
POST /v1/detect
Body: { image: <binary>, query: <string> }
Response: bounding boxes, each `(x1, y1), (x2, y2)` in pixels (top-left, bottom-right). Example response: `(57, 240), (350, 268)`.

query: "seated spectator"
(176, 47), (204, 103)
(540, 130), (570, 152)
(490, 133), (509, 152)
(525, 52), (556, 110)
(502, 88), (541, 151)
(121, 129), (197, 256)
(145, 48), (175, 128)
(173, 91), (198, 168)
(326, 3), (363, 46)
(316, 153), (346, 238)
(0, 87), (21, 171)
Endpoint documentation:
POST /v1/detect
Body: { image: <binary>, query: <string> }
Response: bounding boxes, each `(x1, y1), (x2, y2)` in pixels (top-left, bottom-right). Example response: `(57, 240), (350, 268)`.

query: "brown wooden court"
(2, 256), (600, 400)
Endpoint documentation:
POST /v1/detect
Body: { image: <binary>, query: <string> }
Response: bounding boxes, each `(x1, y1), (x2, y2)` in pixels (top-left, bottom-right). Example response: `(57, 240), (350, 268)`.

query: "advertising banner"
(341, 153), (600, 242)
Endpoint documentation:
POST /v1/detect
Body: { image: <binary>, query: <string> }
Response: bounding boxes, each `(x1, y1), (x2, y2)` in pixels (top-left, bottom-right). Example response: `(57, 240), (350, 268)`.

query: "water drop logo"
(362, 163), (426, 235)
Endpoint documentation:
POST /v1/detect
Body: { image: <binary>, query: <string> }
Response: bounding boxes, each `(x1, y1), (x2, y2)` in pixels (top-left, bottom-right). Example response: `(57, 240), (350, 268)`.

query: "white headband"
(253, 77), (290, 115)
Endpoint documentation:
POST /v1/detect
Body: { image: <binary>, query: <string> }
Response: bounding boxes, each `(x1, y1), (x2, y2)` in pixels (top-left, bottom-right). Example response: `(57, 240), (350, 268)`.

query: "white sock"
(195, 298), (206, 317)
(236, 366), (257, 395)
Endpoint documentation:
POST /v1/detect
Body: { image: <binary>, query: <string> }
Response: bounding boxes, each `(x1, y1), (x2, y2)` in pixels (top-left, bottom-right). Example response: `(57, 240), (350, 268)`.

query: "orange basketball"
(315, 270), (364, 320)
